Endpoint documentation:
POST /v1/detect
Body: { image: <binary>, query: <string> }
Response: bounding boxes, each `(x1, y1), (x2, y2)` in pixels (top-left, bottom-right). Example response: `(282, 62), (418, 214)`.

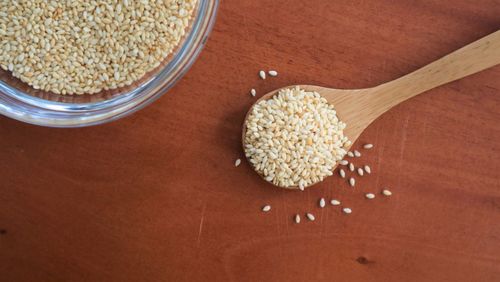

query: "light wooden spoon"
(242, 30), (500, 189)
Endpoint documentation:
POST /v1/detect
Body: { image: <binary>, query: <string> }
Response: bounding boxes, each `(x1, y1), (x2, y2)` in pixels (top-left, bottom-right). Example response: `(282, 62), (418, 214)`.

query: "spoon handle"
(373, 30), (500, 112)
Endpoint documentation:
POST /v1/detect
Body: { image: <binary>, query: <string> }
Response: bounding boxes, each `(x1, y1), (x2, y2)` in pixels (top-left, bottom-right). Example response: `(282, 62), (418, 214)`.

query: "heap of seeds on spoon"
(244, 86), (350, 189)
(235, 70), (393, 223)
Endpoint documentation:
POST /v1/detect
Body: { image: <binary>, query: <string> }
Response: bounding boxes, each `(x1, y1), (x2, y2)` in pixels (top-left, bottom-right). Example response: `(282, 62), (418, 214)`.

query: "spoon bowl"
(241, 85), (378, 189)
(242, 30), (500, 189)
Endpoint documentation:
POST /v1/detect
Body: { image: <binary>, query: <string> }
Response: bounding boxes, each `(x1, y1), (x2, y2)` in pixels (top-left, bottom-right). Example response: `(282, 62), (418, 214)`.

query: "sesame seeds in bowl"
(243, 86), (350, 190)
(1, 1), (197, 95)
(0, 0), (219, 127)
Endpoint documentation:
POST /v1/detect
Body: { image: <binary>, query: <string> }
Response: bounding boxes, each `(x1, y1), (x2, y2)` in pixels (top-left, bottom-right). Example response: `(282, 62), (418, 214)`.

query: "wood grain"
(1, 0), (500, 281)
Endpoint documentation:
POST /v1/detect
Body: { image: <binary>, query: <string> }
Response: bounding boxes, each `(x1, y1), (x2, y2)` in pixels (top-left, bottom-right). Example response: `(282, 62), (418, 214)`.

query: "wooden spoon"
(242, 30), (500, 189)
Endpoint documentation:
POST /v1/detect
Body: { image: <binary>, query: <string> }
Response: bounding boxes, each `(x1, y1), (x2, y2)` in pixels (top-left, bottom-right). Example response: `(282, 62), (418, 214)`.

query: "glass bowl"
(0, 0), (219, 127)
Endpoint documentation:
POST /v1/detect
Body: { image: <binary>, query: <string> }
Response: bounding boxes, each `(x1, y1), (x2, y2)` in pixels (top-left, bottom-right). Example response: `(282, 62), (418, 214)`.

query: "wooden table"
(1, 1), (499, 281)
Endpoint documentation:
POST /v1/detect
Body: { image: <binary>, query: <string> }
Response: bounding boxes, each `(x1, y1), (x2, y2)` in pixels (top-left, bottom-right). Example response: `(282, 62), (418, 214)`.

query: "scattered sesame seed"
(343, 208), (352, 214)
(349, 177), (355, 187)
(363, 144), (374, 149)
(259, 70), (266, 79)
(339, 169), (346, 178)
(347, 151), (354, 157)
(268, 70), (278, 77)
(354, 150), (361, 157)
(319, 198), (326, 208)
(306, 213), (315, 221)
(250, 89), (256, 97)
(295, 214), (301, 224)
(357, 168), (364, 176)
(382, 189), (392, 196)
(339, 160), (349, 165)
(364, 165), (371, 174)
(235, 158), (241, 167)
(331, 199), (341, 206)
(349, 163), (355, 172)
(344, 140), (352, 147)
(262, 205), (271, 212)
(365, 193), (375, 199)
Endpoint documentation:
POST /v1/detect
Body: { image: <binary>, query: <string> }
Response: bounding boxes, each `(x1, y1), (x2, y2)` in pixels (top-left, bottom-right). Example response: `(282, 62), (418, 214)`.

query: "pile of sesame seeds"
(0, 0), (196, 94)
(243, 86), (350, 189)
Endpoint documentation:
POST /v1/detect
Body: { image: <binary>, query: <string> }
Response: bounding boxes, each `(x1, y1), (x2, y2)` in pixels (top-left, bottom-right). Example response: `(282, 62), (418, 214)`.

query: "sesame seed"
(354, 150), (361, 157)
(365, 193), (375, 199)
(339, 160), (348, 165)
(262, 205), (271, 212)
(259, 70), (266, 79)
(349, 177), (355, 187)
(349, 163), (355, 172)
(363, 144), (374, 149)
(382, 189), (392, 196)
(343, 208), (352, 214)
(235, 158), (241, 167)
(268, 70), (278, 77)
(306, 213), (315, 221)
(250, 89), (256, 97)
(364, 165), (371, 174)
(339, 169), (346, 178)
(347, 151), (354, 157)
(319, 198), (326, 208)
(295, 214), (301, 223)
(331, 199), (341, 206)
(357, 168), (364, 176)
